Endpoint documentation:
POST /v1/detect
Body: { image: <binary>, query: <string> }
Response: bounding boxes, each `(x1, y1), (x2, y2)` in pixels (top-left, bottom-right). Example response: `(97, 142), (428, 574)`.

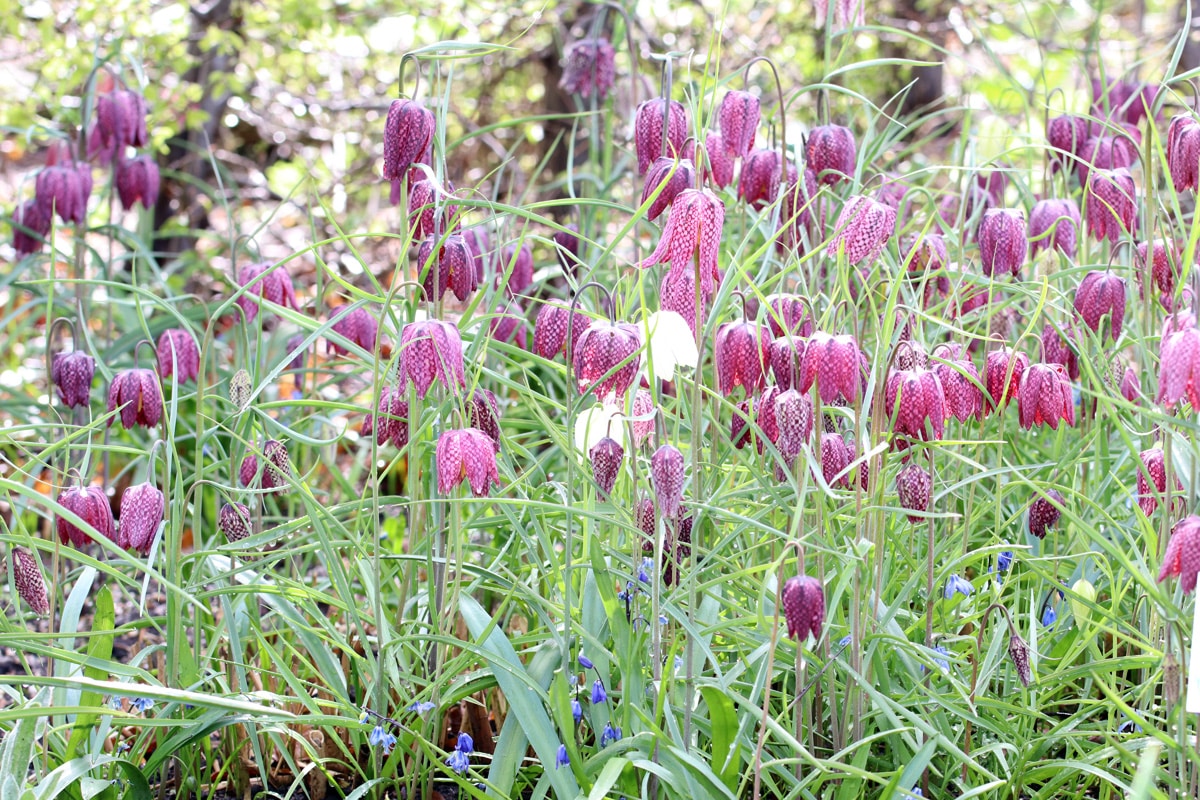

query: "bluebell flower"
(406, 701), (436, 715)
(659, 614), (668, 625)
(911, 789), (923, 798)
(932, 645), (950, 675)
(638, 558), (653, 584)
(600, 723), (622, 747)
(591, 679), (607, 705)
(446, 748), (470, 774)
(1041, 606), (1057, 629)
(673, 655), (683, 674)
(359, 711), (371, 724)
(457, 732), (474, 754)
(944, 575), (973, 599)
(369, 725), (397, 754)
(997, 550), (1013, 573)
(130, 697), (154, 713)
(578, 653), (594, 669)
(837, 634), (852, 648)
(1117, 719), (1142, 734)
(555, 743), (570, 768)
(571, 698), (582, 723)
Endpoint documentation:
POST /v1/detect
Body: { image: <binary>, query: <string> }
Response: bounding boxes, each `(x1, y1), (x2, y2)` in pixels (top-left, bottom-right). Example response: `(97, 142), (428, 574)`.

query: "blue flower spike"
(944, 574), (973, 599)
(591, 679), (607, 704)
(555, 743), (570, 768)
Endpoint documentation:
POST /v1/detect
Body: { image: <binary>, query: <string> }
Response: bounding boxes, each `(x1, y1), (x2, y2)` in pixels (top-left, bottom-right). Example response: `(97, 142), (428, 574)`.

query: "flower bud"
(219, 502), (253, 543)
(781, 575), (824, 641)
(1028, 489), (1064, 539)
(1008, 633), (1034, 687)
(382, 99), (435, 181)
(896, 463), (932, 523)
(11, 548), (49, 615)
(651, 445), (685, 518)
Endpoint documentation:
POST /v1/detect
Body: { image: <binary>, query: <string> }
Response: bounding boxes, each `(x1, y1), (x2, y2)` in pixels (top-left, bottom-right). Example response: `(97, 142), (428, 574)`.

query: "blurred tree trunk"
(886, 0), (950, 119)
(153, 0), (243, 263)
(1181, 0), (1200, 73)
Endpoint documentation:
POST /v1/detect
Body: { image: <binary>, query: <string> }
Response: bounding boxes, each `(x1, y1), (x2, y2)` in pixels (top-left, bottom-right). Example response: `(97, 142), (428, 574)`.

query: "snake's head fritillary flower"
(628, 388), (656, 448)
(1076, 133), (1137, 185)
(489, 301), (528, 350)
(781, 575), (825, 641)
(704, 133), (735, 188)
(827, 195), (896, 265)
(553, 223), (581, 273)
(573, 320), (641, 399)
(1028, 198), (1080, 258)
(718, 89), (760, 158)
(51, 350), (96, 408)
(35, 156), (92, 225)
(819, 433), (853, 488)
(499, 243), (534, 297)
(896, 462), (932, 523)
(902, 234), (949, 273)
(1167, 114), (1200, 193)
(416, 233), (474, 302)
(1120, 365), (1141, 403)
(1085, 167), (1137, 244)
(1074, 270), (1127, 341)
(1158, 515), (1200, 594)
(12, 198), (51, 256)
(714, 319), (771, 396)
(1091, 76), (1158, 126)
(1157, 310), (1200, 409)
(468, 388), (502, 451)
(1008, 633), (1034, 687)
(1046, 114), (1090, 173)
(559, 37), (616, 100)
(731, 397), (754, 449)
(636, 494), (656, 539)
(244, 440), (292, 492)
(932, 344), (984, 423)
(369, 384), (410, 450)
(641, 188), (726, 300)
(1137, 446), (1183, 517)
(1028, 489), (1065, 539)
(234, 262), (300, 323)
(1018, 363), (1075, 430)
(1135, 239), (1179, 298)
(157, 328), (200, 383)
(534, 302), (590, 361)
(768, 335), (806, 391)
(800, 331), (864, 404)
(978, 209), (1028, 278)
(1041, 323), (1080, 380)
(11, 548), (49, 615)
(773, 388), (813, 479)
(107, 368), (162, 429)
(405, 173), (458, 240)
(436, 428), (500, 497)
(382, 99), (435, 181)
(754, 386), (782, 454)
(56, 484), (116, 548)
(115, 155), (160, 211)
(117, 482), (165, 556)
(634, 98), (689, 174)
(326, 306), (380, 357)
(641, 156), (696, 220)
(737, 148), (789, 210)
(806, 124), (856, 185)
(218, 502), (253, 543)
(399, 319), (465, 399)
(778, 168), (820, 253)
(651, 445), (685, 518)
(589, 436), (624, 497)
(984, 347), (1029, 414)
(884, 364), (946, 445)
(765, 294), (814, 339)
(93, 89), (149, 155)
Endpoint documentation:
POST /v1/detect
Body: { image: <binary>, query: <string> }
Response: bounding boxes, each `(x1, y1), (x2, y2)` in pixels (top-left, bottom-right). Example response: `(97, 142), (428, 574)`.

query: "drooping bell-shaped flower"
(641, 188), (726, 299)
(326, 306), (380, 357)
(1158, 515), (1200, 594)
(559, 37), (617, 101)
(56, 483), (116, 547)
(1046, 114), (1090, 173)
(573, 320), (641, 399)
(629, 389), (656, 447)
(903, 233), (949, 273)
(382, 99), (435, 181)
(117, 482), (165, 556)
(107, 368), (162, 429)
(984, 347), (1029, 414)
(1076, 133), (1138, 185)
(240, 440), (292, 492)
(773, 388), (813, 478)
(11, 548), (49, 615)
(398, 319), (465, 399)
(1136, 240), (1180, 299)
(1041, 323), (1080, 380)
(1074, 270), (1126, 341)
(806, 124), (856, 185)
(769, 335), (806, 390)
(718, 90), (760, 158)
(116, 155), (160, 211)
(1018, 363), (1075, 430)
(827, 195), (896, 264)
(932, 344), (984, 423)
(818, 433), (853, 488)
(369, 384), (410, 449)
(778, 168), (820, 252)
(417, 233), (476, 302)
(1167, 114), (1200, 193)
(219, 502), (253, 543)
(704, 133), (735, 188)
(1028, 489), (1065, 539)
(52, 350), (96, 408)
(553, 223), (581, 273)
(436, 428), (500, 497)
(35, 160), (92, 225)
(714, 319), (771, 395)
(634, 98), (689, 174)
(765, 294), (814, 338)
(641, 156), (696, 220)
(781, 575), (825, 641)
(589, 436), (624, 497)
(978, 209), (1028, 278)
(1028, 198), (1080, 258)
(1091, 75), (1158, 125)
(659, 265), (707, 339)
(896, 462), (932, 523)
(1157, 310), (1200, 409)
(1008, 633), (1034, 687)
(405, 173), (458, 239)
(533, 301), (590, 361)
(1137, 446), (1182, 517)
(157, 328), (200, 383)
(1120, 365), (1141, 403)
(884, 363), (946, 444)
(489, 301), (528, 350)
(731, 397), (755, 449)
(499, 243), (534, 297)
(91, 89), (149, 159)
(12, 198), (51, 256)
(468, 388), (502, 451)
(234, 262), (300, 323)
(800, 331), (863, 404)
(1085, 167), (1137, 243)
(651, 444), (685, 518)
(635, 495), (656, 538)
(737, 148), (788, 210)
